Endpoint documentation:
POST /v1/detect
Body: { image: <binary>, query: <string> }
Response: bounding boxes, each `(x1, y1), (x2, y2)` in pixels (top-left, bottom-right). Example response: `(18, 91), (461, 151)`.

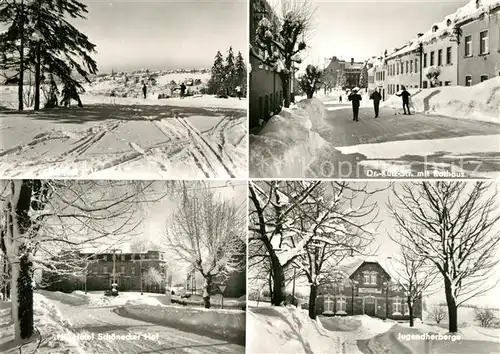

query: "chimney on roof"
(351, 58), (354, 65)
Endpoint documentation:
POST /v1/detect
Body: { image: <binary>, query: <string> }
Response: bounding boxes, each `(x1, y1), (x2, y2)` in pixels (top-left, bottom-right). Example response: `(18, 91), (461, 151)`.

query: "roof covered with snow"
(332, 259), (392, 280)
(387, 0), (500, 60)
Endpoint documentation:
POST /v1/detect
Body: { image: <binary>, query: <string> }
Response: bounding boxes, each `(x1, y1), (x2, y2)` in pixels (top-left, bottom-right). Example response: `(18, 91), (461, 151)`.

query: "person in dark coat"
(369, 88), (382, 118)
(396, 86), (411, 115)
(180, 83), (186, 98)
(142, 83), (147, 99)
(348, 88), (362, 121)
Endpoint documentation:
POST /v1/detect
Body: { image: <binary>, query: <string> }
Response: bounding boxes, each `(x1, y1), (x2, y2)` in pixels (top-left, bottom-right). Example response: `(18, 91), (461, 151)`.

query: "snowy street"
(0, 98), (247, 178)
(0, 292), (245, 354)
(53, 300), (244, 354)
(304, 97), (500, 178)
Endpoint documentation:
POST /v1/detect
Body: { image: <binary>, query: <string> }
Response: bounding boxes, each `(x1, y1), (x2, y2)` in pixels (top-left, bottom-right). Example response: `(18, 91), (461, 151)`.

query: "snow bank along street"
(250, 86), (500, 178)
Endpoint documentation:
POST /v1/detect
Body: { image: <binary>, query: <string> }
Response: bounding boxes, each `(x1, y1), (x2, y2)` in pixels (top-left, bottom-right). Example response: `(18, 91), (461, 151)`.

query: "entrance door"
(364, 296), (376, 316)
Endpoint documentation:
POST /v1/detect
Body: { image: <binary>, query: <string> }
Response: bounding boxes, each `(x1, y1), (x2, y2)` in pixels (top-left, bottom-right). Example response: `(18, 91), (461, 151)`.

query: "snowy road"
(305, 100), (500, 178)
(0, 103), (247, 178)
(53, 301), (245, 354)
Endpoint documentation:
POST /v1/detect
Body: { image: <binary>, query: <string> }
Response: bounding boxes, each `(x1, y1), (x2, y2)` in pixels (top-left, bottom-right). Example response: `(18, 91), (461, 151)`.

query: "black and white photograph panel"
(0, 0), (247, 179)
(248, 180), (500, 354)
(0, 180), (246, 354)
(249, 0), (500, 179)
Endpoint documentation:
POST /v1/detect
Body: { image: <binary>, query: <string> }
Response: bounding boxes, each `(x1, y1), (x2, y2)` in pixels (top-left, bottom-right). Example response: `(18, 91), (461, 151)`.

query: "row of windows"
(324, 296), (410, 314)
(465, 74), (492, 86)
(375, 71), (386, 81)
(423, 47), (453, 68)
(388, 58), (419, 76)
(88, 265), (163, 275)
(464, 30), (490, 57)
(86, 253), (163, 261)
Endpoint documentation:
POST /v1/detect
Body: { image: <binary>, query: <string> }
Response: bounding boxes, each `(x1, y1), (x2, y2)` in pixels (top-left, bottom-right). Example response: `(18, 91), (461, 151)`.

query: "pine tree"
(336, 71), (347, 88)
(359, 65), (368, 90)
(234, 51), (246, 96)
(1, 0), (98, 110)
(223, 46), (235, 96)
(208, 50), (224, 95)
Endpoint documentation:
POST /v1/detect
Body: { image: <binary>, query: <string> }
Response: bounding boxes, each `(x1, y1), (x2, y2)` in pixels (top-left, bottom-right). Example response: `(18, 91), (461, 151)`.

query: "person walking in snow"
(348, 88), (362, 121)
(235, 85), (242, 100)
(339, 94), (342, 103)
(396, 86), (411, 115)
(180, 83), (186, 98)
(369, 88), (382, 118)
(142, 83), (147, 99)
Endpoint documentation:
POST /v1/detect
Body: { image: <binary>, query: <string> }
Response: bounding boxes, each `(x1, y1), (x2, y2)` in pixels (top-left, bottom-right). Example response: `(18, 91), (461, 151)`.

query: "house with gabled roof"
(315, 259), (423, 320)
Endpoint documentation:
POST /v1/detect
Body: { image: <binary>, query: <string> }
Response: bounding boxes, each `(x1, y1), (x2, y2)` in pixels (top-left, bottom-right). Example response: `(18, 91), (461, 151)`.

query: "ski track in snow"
(0, 114), (246, 178)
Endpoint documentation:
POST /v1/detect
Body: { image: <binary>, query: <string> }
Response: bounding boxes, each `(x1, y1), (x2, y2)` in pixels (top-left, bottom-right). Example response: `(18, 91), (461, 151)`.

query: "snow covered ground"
(0, 86), (247, 178)
(247, 305), (354, 353)
(0, 290), (245, 353)
(382, 77), (500, 124)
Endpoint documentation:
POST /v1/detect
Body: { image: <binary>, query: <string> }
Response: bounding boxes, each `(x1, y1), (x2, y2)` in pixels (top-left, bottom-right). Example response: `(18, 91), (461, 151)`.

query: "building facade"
(457, 4), (500, 86)
(386, 45), (421, 95)
(325, 57), (364, 89)
(422, 35), (458, 87)
(249, 0), (284, 130)
(316, 261), (422, 320)
(43, 250), (170, 292)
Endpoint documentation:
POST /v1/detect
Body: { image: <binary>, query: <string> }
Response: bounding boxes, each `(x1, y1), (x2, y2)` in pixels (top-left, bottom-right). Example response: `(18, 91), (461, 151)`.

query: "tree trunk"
(308, 284), (317, 320)
(281, 73), (291, 108)
(34, 43), (41, 111)
(408, 297), (414, 327)
(18, 249), (33, 339)
(270, 255), (285, 306)
(17, 0), (25, 111)
(444, 277), (458, 333)
(202, 275), (212, 309)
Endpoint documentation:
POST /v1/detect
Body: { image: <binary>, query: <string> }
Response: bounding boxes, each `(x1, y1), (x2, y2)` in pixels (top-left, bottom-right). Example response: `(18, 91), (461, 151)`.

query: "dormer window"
(432, 25), (439, 33)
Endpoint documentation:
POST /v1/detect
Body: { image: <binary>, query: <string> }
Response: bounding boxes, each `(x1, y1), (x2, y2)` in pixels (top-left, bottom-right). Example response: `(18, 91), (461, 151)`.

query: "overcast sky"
(73, 0), (247, 73)
(300, 0), (469, 68)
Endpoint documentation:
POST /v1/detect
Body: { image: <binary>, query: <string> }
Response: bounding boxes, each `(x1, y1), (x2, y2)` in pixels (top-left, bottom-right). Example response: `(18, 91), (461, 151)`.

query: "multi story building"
(386, 42), (421, 95)
(249, 0), (284, 130)
(316, 260), (422, 320)
(456, 1), (500, 86)
(43, 250), (170, 292)
(325, 57), (365, 89)
(382, 0), (499, 92)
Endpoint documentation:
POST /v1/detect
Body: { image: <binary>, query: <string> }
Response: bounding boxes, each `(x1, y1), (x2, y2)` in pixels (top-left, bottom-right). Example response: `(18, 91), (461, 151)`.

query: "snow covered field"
(0, 86), (247, 178)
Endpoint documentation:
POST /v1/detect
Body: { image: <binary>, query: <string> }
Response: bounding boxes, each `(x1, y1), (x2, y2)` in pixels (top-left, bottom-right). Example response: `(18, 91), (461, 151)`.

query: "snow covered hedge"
(382, 77), (500, 124)
(116, 304), (245, 345)
(249, 99), (329, 178)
